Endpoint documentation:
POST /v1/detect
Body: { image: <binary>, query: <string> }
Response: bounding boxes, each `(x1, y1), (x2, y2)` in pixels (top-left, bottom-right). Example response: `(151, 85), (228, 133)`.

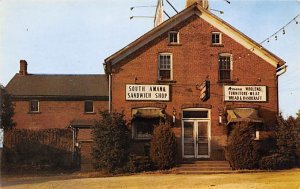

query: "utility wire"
(260, 13), (300, 44)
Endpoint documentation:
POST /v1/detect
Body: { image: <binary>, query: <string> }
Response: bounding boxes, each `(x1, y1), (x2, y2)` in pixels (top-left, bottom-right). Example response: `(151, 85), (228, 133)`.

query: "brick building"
(5, 60), (109, 170)
(104, 1), (286, 160)
(5, 0), (287, 166)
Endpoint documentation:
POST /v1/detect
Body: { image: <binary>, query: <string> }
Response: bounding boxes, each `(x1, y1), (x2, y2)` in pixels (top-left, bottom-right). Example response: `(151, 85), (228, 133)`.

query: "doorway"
(182, 109), (211, 158)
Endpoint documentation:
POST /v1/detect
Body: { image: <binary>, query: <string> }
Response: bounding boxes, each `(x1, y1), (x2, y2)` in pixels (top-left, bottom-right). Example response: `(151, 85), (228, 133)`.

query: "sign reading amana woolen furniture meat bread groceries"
(224, 86), (267, 102)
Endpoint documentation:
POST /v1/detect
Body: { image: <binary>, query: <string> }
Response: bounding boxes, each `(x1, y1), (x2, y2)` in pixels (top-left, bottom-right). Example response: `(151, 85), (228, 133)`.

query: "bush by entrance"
(225, 122), (261, 170)
(150, 122), (177, 170)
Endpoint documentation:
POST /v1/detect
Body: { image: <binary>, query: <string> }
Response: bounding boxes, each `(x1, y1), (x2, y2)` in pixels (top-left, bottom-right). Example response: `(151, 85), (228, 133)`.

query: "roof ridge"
(105, 3), (285, 67)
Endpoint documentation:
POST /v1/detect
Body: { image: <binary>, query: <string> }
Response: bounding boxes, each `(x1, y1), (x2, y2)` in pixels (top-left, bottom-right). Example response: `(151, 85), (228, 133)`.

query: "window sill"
(28, 111), (41, 114)
(211, 44), (224, 47)
(84, 112), (96, 114)
(157, 80), (177, 84)
(217, 80), (236, 84)
(167, 43), (182, 46)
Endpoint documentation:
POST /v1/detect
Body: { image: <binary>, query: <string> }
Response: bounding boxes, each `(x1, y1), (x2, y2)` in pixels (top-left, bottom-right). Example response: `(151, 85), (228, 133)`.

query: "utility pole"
(0, 85), (3, 129)
(0, 85), (3, 172)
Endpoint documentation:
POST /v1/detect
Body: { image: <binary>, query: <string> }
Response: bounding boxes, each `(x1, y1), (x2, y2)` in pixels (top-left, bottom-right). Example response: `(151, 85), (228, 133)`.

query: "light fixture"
(267, 38), (270, 42)
(210, 9), (224, 14)
(275, 36), (278, 40)
(172, 108), (176, 124)
(218, 111), (223, 125)
(130, 5), (156, 10)
(130, 16), (154, 20)
(283, 28), (285, 35)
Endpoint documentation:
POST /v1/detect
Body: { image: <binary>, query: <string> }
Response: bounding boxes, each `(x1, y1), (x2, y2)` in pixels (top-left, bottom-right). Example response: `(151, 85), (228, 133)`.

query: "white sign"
(0, 128), (3, 148)
(126, 84), (170, 101)
(224, 86), (267, 102)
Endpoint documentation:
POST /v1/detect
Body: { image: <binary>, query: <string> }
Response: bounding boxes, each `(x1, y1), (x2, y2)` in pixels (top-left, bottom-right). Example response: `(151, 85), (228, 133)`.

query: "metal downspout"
(276, 64), (287, 115)
(109, 73), (112, 113)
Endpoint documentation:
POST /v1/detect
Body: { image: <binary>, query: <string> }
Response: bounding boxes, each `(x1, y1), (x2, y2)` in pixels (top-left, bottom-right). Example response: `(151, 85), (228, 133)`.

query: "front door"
(183, 120), (210, 158)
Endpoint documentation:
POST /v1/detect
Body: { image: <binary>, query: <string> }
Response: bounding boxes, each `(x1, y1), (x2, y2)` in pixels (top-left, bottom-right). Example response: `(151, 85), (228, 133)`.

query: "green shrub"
(259, 153), (292, 170)
(225, 122), (261, 170)
(150, 122), (177, 170)
(92, 111), (130, 174)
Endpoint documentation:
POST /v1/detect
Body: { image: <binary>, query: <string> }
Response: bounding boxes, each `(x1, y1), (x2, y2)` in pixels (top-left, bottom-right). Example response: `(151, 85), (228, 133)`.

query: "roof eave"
(105, 3), (285, 68)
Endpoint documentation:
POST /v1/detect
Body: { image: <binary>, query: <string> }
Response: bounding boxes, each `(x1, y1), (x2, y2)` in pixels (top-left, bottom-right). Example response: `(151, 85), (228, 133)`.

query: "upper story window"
(168, 31), (179, 44)
(29, 100), (39, 113)
(84, 101), (94, 113)
(211, 32), (222, 45)
(158, 53), (173, 81)
(219, 53), (232, 82)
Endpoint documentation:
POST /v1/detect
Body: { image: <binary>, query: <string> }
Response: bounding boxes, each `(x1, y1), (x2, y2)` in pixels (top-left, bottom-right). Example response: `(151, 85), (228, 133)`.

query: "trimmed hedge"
(150, 122), (177, 170)
(2, 129), (75, 171)
(92, 111), (130, 174)
(225, 122), (261, 170)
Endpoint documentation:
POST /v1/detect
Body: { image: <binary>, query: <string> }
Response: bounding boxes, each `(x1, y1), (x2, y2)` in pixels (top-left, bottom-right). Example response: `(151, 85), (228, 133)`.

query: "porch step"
(176, 161), (232, 174)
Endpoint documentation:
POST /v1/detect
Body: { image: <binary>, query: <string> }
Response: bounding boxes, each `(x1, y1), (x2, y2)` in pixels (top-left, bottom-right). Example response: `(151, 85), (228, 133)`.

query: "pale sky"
(0, 0), (299, 117)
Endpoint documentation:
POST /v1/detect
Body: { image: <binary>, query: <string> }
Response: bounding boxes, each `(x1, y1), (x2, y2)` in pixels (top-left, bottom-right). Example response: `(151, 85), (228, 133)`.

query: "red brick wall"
(12, 100), (108, 129)
(111, 15), (278, 159)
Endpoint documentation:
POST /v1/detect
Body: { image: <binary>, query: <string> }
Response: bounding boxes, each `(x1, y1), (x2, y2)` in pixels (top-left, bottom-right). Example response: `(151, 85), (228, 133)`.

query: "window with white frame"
(84, 101), (94, 113)
(168, 31), (179, 44)
(218, 53), (232, 81)
(158, 53), (172, 81)
(211, 32), (222, 45)
(29, 100), (39, 112)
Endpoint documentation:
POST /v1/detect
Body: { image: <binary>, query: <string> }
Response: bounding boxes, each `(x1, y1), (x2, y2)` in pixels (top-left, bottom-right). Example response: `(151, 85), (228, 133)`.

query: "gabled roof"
(105, 3), (285, 68)
(5, 74), (108, 99)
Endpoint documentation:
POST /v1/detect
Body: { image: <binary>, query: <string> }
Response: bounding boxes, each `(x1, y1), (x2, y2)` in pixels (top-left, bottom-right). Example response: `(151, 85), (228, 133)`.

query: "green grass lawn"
(2, 169), (300, 189)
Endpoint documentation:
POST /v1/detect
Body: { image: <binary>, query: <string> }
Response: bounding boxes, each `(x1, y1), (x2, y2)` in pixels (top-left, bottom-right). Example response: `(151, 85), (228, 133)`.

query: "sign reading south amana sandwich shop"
(126, 84), (170, 101)
(224, 86), (267, 102)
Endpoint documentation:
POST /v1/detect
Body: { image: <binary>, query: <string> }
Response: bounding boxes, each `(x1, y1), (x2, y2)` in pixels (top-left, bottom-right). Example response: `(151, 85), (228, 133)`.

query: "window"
(132, 118), (160, 140)
(211, 32), (222, 45)
(84, 101), (94, 113)
(168, 31), (179, 44)
(183, 111), (208, 119)
(219, 53), (232, 81)
(158, 53), (172, 81)
(29, 100), (39, 112)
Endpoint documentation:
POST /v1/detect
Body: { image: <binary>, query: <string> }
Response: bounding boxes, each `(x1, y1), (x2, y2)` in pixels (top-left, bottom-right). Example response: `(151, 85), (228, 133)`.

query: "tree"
(259, 115), (299, 169)
(0, 85), (16, 130)
(275, 116), (298, 164)
(92, 111), (130, 174)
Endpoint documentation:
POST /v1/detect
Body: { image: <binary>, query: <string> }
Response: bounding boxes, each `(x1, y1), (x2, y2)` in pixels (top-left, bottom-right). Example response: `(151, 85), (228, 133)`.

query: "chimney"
(186, 0), (209, 9)
(19, 60), (28, 75)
